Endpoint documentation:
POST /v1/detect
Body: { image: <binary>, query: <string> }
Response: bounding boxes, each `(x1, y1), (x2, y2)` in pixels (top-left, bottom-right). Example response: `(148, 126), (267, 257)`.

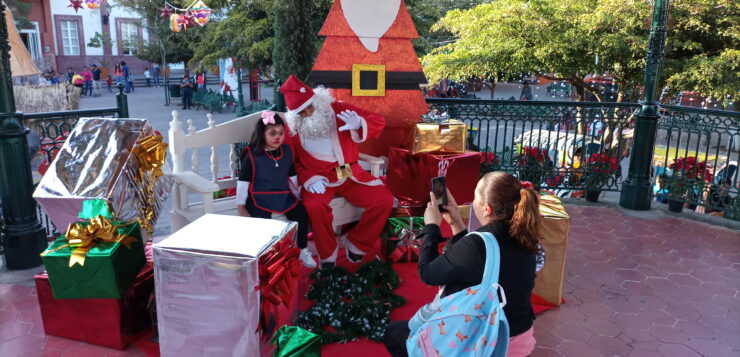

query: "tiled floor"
(1, 204), (738, 356)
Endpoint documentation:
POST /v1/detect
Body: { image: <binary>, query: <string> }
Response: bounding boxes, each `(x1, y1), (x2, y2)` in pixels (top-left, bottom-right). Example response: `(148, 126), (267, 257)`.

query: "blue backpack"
(406, 232), (509, 356)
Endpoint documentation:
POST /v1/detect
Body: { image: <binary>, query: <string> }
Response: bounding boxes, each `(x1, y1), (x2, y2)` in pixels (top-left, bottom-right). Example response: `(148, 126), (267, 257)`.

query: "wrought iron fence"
(654, 105), (740, 220)
(425, 98), (740, 220)
(22, 108), (120, 166)
(426, 98), (640, 194)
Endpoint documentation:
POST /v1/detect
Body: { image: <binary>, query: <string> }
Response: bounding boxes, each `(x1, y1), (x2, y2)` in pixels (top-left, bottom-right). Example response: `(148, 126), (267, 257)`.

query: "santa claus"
(280, 75), (394, 268)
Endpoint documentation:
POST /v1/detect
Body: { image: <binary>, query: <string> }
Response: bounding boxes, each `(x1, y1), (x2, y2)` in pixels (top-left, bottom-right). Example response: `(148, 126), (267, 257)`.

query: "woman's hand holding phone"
(441, 189), (467, 236)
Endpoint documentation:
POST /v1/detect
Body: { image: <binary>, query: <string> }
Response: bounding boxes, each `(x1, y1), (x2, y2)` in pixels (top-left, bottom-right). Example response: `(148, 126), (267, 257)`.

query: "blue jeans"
(84, 81), (93, 96)
(153, 74), (160, 86)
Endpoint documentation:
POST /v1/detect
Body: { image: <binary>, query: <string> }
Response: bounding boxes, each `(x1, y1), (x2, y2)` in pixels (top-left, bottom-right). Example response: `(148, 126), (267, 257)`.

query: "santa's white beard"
(286, 87), (335, 140)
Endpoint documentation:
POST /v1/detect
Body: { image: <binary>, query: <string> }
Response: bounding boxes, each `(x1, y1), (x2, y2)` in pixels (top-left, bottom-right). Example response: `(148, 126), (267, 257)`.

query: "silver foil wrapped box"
(33, 118), (171, 235)
(154, 214), (298, 357)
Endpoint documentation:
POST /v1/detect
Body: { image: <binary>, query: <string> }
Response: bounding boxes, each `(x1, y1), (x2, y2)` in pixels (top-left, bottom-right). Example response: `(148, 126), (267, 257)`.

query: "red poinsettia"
(586, 153), (619, 175)
(669, 157), (713, 183)
(521, 147), (549, 164)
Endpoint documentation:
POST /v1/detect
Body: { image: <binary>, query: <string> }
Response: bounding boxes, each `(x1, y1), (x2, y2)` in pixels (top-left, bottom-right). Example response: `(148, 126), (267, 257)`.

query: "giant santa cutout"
(306, 0), (428, 157)
(280, 75), (394, 266)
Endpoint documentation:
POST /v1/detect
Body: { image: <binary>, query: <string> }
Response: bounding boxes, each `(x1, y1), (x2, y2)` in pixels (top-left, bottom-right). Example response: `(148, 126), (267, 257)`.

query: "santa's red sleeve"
(332, 101), (385, 143)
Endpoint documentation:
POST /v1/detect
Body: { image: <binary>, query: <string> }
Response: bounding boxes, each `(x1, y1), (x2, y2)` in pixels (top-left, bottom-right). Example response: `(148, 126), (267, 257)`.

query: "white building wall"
(48, 0), (148, 58)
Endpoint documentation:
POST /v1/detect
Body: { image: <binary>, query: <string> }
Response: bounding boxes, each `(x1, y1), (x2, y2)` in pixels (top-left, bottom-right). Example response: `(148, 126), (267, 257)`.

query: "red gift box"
(386, 147), (482, 205)
(35, 261), (154, 350)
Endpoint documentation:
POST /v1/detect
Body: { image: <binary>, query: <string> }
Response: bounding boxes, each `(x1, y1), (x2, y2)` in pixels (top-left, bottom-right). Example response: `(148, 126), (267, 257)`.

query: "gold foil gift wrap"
(533, 194), (570, 306)
(33, 118), (172, 236)
(410, 120), (467, 154)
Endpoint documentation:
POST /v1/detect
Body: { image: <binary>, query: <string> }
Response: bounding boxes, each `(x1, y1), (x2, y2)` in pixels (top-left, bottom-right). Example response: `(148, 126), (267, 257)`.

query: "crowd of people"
(41, 62), (163, 96)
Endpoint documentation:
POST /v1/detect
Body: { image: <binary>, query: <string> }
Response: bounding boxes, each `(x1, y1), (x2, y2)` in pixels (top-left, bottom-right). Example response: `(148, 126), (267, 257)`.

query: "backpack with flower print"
(406, 232), (509, 357)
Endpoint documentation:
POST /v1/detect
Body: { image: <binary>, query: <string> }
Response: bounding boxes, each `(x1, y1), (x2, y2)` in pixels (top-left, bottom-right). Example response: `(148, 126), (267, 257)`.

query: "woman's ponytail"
(509, 187), (541, 253)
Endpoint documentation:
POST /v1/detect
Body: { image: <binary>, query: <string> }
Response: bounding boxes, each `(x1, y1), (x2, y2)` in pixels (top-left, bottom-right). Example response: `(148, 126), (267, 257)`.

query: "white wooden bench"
(167, 110), (386, 233)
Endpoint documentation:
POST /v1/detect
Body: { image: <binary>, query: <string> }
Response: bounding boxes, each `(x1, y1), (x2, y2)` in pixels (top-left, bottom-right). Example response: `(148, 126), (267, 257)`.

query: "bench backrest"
(169, 110), (267, 187)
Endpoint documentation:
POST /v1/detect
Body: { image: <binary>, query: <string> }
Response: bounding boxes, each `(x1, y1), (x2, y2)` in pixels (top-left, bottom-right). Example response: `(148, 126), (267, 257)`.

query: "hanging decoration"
(68, 0), (85, 13)
(160, 6), (173, 19)
(161, 0), (212, 32)
(170, 14), (183, 33)
(84, 0), (100, 10)
(191, 1), (212, 27)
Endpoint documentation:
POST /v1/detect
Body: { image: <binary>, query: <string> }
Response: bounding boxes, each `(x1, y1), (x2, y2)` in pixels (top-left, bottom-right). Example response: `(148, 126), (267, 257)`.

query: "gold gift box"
(410, 120), (467, 154)
(533, 195), (570, 306)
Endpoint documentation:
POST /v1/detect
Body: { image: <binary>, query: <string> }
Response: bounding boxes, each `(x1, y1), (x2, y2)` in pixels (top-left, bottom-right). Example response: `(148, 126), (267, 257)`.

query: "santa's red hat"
(279, 75), (315, 113)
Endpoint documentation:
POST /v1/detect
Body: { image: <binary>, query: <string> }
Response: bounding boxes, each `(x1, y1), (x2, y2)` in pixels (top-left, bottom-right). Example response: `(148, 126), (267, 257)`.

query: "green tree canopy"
(116, 0), (206, 67)
(422, 0), (739, 105)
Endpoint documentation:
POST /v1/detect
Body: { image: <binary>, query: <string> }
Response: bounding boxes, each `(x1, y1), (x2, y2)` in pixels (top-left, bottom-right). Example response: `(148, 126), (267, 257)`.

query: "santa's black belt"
(307, 70), (427, 90)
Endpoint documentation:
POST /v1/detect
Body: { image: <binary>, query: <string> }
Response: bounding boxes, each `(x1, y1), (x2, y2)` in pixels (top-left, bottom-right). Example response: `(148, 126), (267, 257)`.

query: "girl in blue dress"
(236, 111), (316, 268)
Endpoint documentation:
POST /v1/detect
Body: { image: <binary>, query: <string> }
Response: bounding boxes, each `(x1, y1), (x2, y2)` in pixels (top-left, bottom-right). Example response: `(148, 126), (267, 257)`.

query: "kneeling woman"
(384, 172), (541, 356)
(236, 111), (316, 268)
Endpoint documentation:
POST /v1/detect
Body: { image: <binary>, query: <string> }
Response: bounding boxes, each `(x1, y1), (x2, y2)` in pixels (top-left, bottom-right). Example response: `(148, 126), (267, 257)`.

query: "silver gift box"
(33, 118), (171, 234)
(154, 214), (297, 357)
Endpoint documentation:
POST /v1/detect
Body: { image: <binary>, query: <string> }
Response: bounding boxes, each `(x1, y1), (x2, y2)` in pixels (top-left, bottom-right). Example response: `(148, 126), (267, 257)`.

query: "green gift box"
(270, 325), (321, 357)
(381, 216), (425, 263)
(40, 200), (146, 299)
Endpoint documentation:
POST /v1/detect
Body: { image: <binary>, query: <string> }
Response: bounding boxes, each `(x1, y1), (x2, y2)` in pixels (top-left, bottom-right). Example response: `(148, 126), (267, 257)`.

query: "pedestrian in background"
(152, 63), (161, 87)
(81, 66), (93, 96)
(122, 61), (131, 93)
(520, 82), (534, 101)
(180, 74), (194, 110)
(91, 64), (102, 96)
(66, 67), (74, 84)
(114, 62), (123, 86)
(106, 75), (113, 93)
(145, 68), (151, 87)
(197, 72), (205, 90)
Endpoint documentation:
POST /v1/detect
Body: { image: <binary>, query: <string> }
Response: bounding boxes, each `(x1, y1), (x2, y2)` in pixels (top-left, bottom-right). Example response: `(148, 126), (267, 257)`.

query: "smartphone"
(431, 176), (448, 210)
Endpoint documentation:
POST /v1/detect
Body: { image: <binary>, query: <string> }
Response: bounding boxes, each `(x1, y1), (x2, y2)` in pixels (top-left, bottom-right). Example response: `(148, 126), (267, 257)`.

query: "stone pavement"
(1, 202), (738, 356)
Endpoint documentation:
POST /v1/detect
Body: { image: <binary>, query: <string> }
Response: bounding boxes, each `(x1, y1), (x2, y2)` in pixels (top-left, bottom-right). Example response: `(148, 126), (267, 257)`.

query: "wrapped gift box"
(33, 118), (171, 235)
(154, 214), (300, 357)
(533, 194), (570, 306)
(410, 120), (467, 154)
(381, 215), (425, 263)
(40, 200), (146, 299)
(386, 147), (481, 205)
(35, 261), (154, 350)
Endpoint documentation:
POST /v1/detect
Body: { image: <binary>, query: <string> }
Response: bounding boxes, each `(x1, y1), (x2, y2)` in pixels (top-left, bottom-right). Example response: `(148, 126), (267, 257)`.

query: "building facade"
(18, 0), (152, 74)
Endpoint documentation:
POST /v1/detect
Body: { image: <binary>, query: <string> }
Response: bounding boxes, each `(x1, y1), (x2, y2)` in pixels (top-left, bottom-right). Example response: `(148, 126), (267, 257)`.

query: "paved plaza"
(1, 201), (738, 356)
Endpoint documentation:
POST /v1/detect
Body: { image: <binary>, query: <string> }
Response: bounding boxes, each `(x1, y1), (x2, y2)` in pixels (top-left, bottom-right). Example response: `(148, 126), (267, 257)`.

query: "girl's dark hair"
(249, 112), (285, 155)
(476, 172), (542, 253)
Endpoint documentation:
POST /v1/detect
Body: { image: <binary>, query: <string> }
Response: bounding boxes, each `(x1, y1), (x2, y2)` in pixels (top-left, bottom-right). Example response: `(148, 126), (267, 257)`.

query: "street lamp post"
(620, 0), (670, 210)
(0, 4), (47, 269)
(236, 66), (248, 116)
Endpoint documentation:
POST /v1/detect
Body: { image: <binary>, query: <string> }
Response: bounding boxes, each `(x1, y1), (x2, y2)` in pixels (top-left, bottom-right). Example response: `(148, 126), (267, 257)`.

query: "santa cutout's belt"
(308, 70), (427, 90)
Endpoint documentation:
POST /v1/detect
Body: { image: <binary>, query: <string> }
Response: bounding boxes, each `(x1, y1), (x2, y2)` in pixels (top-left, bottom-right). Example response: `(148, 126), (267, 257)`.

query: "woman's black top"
(417, 221), (536, 337)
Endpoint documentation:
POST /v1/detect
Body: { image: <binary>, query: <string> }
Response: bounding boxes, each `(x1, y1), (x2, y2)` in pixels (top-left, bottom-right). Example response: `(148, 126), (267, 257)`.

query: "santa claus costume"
(280, 75), (394, 266)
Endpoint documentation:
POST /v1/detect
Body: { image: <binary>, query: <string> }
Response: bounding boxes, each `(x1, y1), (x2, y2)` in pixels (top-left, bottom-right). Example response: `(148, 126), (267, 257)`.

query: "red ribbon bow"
(256, 238), (300, 334)
(520, 181), (534, 189)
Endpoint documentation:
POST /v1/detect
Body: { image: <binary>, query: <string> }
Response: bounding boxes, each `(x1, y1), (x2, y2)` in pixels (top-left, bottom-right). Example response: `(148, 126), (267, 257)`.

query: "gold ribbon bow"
(133, 134), (167, 179)
(539, 194), (570, 219)
(131, 133), (168, 233)
(42, 216), (138, 267)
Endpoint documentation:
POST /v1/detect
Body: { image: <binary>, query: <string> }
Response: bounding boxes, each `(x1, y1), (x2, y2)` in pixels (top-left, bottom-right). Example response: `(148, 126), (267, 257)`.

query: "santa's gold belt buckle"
(335, 164), (353, 180)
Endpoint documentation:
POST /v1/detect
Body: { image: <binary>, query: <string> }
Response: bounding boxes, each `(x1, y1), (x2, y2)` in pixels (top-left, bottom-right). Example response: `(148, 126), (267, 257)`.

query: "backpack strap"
(470, 231), (507, 307)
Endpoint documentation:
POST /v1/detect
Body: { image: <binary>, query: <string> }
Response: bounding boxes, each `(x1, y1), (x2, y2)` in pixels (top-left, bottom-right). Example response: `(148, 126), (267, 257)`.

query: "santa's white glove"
(337, 110), (363, 132)
(306, 179), (328, 194)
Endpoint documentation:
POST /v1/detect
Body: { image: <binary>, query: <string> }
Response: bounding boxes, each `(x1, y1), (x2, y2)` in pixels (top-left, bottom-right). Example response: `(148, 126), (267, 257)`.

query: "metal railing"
(427, 98), (640, 193)
(22, 107), (120, 168)
(426, 98), (740, 220)
(654, 105), (740, 219)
